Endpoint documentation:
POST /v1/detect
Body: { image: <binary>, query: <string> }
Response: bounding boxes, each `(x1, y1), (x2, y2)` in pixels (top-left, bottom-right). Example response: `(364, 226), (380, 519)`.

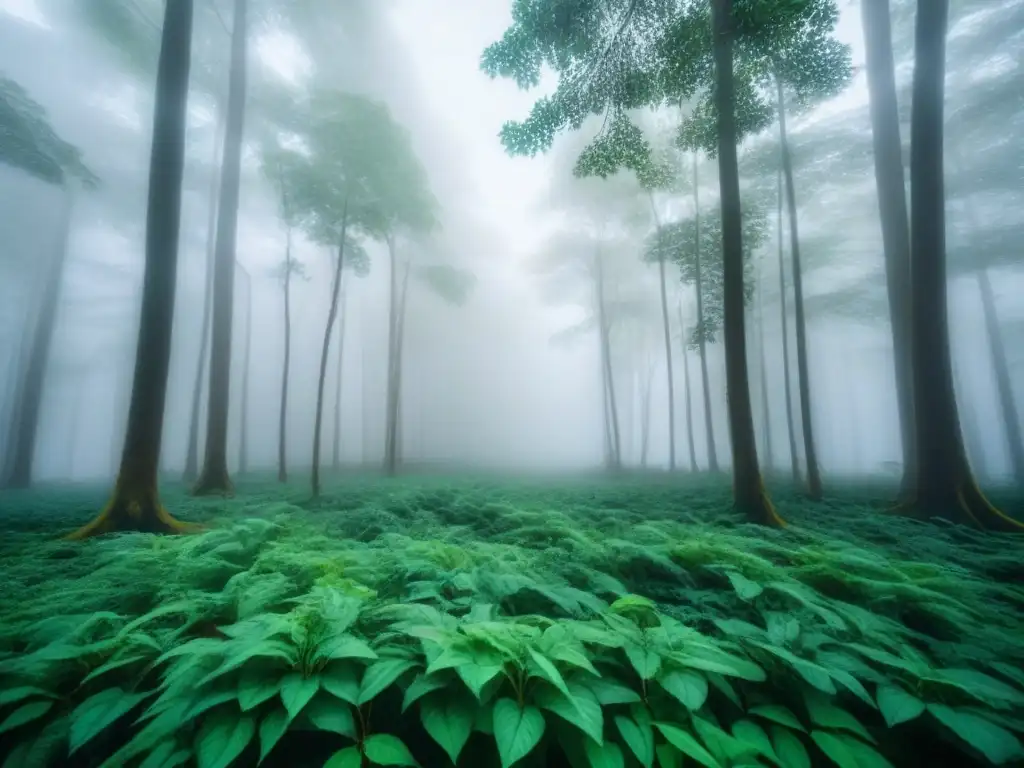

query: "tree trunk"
(692, 152), (719, 472)
(238, 269), (251, 474)
(332, 282), (347, 469)
(953, 355), (988, 480)
(861, 0), (916, 497)
(711, 0), (783, 526)
(777, 166), (801, 484)
(277, 233), (293, 483)
(677, 303), (699, 472)
(595, 251), (622, 470)
(648, 194), (677, 470)
(69, 0), (196, 539)
(977, 267), (1024, 483)
(194, 0), (247, 496)
(383, 238), (401, 475)
(905, 0), (1019, 531)
(183, 106), (223, 483)
(312, 203), (350, 497)
(640, 360), (655, 468)
(756, 277), (774, 472)
(385, 261), (411, 475)
(4, 192), (73, 489)
(776, 74), (822, 500)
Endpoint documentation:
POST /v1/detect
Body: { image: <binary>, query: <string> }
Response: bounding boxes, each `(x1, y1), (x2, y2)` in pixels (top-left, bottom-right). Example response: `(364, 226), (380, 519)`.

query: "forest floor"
(0, 471), (1023, 767)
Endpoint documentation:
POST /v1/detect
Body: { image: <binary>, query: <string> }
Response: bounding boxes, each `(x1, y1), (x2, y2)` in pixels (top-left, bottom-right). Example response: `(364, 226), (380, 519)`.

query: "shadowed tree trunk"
(194, 0), (248, 496)
(277, 231), (294, 483)
(3, 192), (73, 489)
(712, 0), (783, 526)
(677, 303), (699, 472)
(756, 277), (774, 473)
(904, 0), (1020, 531)
(777, 166), (801, 483)
(332, 281), (348, 469)
(238, 265), (251, 474)
(776, 74), (822, 500)
(861, 0), (916, 498)
(385, 260), (411, 475)
(183, 106), (222, 483)
(648, 194), (676, 470)
(68, 0), (196, 539)
(953, 356), (988, 481)
(312, 203), (350, 497)
(692, 152), (719, 472)
(640, 360), (655, 468)
(595, 249), (622, 470)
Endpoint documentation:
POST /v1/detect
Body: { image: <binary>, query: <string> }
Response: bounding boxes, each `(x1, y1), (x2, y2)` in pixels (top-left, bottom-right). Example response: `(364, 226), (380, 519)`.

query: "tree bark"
(756, 277), (774, 473)
(648, 193), (677, 470)
(4, 192), (73, 489)
(385, 260), (411, 475)
(776, 165), (801, 483)
(905, 0), (1020, 531)
(595, 250), (622, 470)
(640, 360), (655, 468)
(692, 152), (719, 472)
(953, 355), (988, 480)
(711, 0), (783, 526)
(312, 203), (350, 497)
(776, 74), (822, 500)
(677, 303), (699, 472)
(332, 281), (347, 469)
(194, 0), (248, 496)
(183, 105), (223, 483)
(69, 0), (196, 538)
(277, 232), (293, 483)
(861, 0), (916, 497)
(238, 267), (251, 474)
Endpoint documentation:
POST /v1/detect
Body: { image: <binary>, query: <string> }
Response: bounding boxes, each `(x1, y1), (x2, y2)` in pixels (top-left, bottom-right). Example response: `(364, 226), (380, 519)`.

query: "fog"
(1, 0), (1021, 487)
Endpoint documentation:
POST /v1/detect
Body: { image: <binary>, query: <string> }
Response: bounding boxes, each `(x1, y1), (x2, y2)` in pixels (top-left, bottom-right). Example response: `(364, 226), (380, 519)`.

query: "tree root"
(739, 476), (787, 528)
(66, 480), (199, 540)
(895, 478), (1024, 533)
(192, 465), (234, 497)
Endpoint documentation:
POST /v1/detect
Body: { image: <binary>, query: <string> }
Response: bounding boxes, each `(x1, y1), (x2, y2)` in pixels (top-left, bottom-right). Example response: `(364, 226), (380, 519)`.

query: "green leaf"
(195, 710), (256, 768)
(455, 662), (505, 699)
(655, 743), (683, 768)
(420, 692), (475, 764)
(724, 571), (763, 601)
(928, 704), (1024, 765)
(804, 695), (874, 744)
(324, 746), (364, 768)
(0, 700), (53, 734)
(528, 647), (572, 699)
(321, 664), (361, 705)
(305, 696), (357, 739)
(653, 723), (721, 768)
(749, 705), (805, 731)
(615, 714), (654, 767)
(320, 634), (378, 662)
(364, 733), (419, 766)
(70, 688), (149, 753)
(875, 685), (925, 728)
(402, 672), (448, 712)
(238, 670), (283, 711)
(258, 708), (290, 763)
(359, 658), (418, 706)
(625, 643), (661, 680)
(280, 673), (320, 719)
(493, 698), (546, 768)
(0, 687), (53, 707)
(534, 682), (603, 745)
(936, 668), (1024, 707)
(657, 670), (708, 710)
(810, 731), (859, 768)
(580, 676), (642, 705)
(827, 732), (895, 768)
(730, 720), (776, 763)
(585, 739), (626, 768)
(769, 726), (810, 768)
(751, 642), (835, 693)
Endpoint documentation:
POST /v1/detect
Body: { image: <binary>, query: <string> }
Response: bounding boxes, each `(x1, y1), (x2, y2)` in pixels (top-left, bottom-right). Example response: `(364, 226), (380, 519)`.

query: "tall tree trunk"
(277, 233), (293, 483)
(648, 194), (677, 470)
(194, 0), (247, 496)
(861, 0), (916, 496)
(776, 75), (822, 500)
(776, 166), (801, 483)
(692, 152), (719, 472)
(905, 0), (1019, 531)
(595, 251), (622, 469)
(677, 303), (699, 472)
(756, 278), (774, 472)
(183, 108), (223, 482)
(332, 282), (347, 469)
(386, 261), (411, 475)
(953, 355), (988, 480)
(312, 204), (350, 497)
(601, 352), (613, 468)
(640, 361), (655, 468)
(711, 0), (783, 526)
(238, 268), (251, 474)
(383, 238), (401, 475)
(4, 192), (73, 489)
(976, 267), (1024, 483)
(69, 0), (195, 538)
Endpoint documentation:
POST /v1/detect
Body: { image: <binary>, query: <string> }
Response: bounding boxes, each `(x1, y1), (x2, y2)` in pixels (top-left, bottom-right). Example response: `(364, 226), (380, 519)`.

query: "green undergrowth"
(0, 473), (1022, 768)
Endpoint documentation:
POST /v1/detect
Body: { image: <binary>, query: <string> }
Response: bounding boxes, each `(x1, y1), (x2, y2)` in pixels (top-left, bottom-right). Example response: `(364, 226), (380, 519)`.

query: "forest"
(0, 0), (1022, 766)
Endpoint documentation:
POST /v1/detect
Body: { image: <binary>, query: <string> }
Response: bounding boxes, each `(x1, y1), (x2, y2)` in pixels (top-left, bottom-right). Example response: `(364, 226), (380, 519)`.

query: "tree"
(774, 165), (800, 483)
(193, 0), (248, 496)
(0, 77), (98, 489)
(236, 263), (252, 475)
(903, 0), (1021, 532)
(68, 0), (196, 538)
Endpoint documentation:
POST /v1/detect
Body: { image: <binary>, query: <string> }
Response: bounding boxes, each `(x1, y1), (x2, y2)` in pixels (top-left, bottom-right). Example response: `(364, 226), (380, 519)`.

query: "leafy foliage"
(0, 475), (1022, 766)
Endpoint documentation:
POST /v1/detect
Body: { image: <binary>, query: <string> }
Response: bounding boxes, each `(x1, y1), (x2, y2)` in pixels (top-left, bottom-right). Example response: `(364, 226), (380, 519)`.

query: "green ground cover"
(0, 473), (1022, 767)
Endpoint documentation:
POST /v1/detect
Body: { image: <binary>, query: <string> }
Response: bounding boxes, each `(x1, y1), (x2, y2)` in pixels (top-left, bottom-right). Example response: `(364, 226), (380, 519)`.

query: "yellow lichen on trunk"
(738, 475), (787, 528)
(66, 474), (199, 540)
